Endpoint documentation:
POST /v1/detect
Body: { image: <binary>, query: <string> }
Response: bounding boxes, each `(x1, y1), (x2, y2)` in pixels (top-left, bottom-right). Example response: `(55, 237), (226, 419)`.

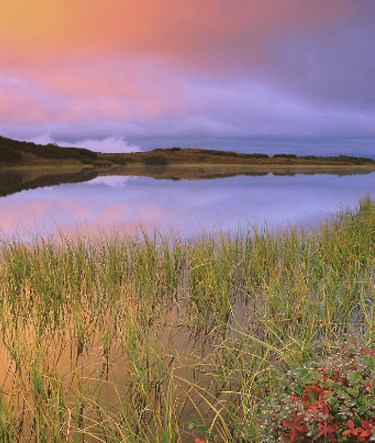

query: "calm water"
(1, 170), (375, 239)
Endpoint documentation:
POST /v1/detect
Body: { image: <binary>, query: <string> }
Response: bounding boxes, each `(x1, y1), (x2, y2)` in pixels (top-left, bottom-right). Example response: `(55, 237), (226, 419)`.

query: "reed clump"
(0, 196), (375, 442)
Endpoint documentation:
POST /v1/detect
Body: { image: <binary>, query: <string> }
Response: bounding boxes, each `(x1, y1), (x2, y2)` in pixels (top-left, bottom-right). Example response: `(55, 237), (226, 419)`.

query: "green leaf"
(348, 373), (361, 383)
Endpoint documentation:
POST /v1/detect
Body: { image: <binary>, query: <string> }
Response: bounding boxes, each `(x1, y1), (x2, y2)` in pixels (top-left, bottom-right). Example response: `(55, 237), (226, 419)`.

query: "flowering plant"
(257, 349), (375, 442)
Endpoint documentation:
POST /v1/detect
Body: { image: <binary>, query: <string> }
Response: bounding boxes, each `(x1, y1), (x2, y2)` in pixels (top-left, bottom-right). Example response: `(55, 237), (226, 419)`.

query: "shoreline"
(1, 162), (374, 195)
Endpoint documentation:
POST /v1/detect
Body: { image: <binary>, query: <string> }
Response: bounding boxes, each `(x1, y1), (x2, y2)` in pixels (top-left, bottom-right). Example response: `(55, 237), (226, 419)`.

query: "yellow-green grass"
(100, 149), (375, 167)
(0, 197), (375, 442)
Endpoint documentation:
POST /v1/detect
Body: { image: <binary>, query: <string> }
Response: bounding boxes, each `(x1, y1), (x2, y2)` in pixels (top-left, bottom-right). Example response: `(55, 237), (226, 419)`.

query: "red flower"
(282, 414), (307, 442)
(194, 438), (209, 443)
(316, 422), (337, 442)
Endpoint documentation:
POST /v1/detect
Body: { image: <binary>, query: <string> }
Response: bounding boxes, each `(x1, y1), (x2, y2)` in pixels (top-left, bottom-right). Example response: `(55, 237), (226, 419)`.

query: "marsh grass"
(0, 196), (375, 442)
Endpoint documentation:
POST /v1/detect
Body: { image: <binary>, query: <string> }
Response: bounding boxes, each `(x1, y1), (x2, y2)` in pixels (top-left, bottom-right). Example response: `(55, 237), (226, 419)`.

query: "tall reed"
(0, 196), (374, 442)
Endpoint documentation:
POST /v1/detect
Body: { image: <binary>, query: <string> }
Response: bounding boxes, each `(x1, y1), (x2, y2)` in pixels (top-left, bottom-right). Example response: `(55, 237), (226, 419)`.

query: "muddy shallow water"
(0, 291), (252, 442)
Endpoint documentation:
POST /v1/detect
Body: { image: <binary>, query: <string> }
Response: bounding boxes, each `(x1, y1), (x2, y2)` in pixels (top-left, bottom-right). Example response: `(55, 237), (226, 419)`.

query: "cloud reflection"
(0, 173), (375, 240)
(86, 176), (134, 187)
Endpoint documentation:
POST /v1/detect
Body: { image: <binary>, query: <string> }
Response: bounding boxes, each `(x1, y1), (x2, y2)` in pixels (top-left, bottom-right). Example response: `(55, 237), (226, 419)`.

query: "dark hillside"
(1, 136), (375, 170)
(0, 136), (98, 165)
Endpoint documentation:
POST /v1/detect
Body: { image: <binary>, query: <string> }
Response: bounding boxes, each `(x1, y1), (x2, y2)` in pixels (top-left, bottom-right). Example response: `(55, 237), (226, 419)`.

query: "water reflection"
(0, 167), (373, 199)
(0, 169), (98, 197)
(1, 171), (375, 238)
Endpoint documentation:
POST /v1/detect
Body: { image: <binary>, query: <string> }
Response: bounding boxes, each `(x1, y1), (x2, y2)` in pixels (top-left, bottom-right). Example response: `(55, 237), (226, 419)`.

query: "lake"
(1, 165), (375, 442)
(1, 168), (375, 239)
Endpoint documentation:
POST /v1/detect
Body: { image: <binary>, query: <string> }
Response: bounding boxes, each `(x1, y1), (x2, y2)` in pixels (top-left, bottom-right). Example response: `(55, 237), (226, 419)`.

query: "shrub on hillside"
(197, 149), (241, 157)
(0, 145), (22, 164)
(106, 155), (129, 165)
(300, 155), (318, 160)
(273, 154), (297, 159)
(244, 153), (269, 159)
(142, 153), (169, 166)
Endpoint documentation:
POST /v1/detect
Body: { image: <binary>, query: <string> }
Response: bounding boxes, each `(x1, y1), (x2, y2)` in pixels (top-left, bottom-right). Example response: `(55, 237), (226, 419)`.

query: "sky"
(0, 0), (374, 154)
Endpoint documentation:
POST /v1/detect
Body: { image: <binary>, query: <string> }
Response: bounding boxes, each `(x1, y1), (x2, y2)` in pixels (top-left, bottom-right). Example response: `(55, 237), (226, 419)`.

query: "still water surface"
(1, 168), (375, 441)
(1, 171), (375, 238)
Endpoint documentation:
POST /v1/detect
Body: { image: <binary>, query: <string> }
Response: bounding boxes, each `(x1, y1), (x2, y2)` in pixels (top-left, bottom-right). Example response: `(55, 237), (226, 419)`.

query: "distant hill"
(0, 136), (98, 166)
(1, 135), (375, 170)
(122, 147), (375, 166)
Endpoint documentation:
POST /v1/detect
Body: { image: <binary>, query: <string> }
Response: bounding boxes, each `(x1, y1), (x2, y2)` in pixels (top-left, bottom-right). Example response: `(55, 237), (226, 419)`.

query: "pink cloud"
(0, 55), (188, 125)
(1, 1), (373, 142)
(0, 1), (354, 72)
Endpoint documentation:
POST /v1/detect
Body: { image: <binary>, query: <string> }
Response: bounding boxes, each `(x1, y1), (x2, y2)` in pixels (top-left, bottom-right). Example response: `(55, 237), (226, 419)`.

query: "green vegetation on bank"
(113, 148), (375, 167)
(141, 152), (169, 165)
(1, 135), (375, 170)
(0, 197), (375, 442)
(0, 135), (98, 166)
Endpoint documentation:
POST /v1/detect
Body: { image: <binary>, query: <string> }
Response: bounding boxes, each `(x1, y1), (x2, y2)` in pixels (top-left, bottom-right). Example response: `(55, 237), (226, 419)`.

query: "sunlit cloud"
(30, 135), (141, 153)
(0, 0), (352, 70)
